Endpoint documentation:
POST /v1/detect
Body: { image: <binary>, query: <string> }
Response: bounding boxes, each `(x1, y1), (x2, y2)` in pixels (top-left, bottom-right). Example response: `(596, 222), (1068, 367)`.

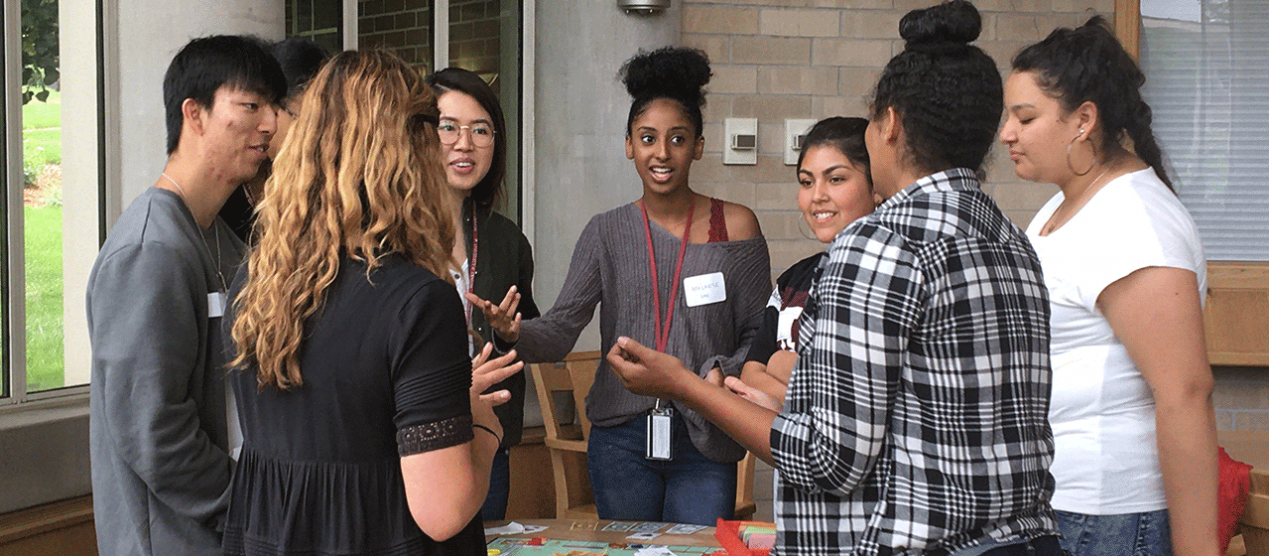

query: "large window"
(2, 0), (102, 405)
(1140, 0), (1269, 261)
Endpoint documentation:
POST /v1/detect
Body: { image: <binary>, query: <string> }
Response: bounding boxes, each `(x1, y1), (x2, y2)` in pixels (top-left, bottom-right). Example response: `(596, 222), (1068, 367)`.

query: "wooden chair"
(531, 350), (760, 521)
(531, 351), (601, 519)
(735, 452), (758, 520)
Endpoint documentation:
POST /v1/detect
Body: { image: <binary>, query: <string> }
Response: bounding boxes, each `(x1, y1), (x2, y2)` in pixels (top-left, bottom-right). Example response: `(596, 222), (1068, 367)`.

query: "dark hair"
(869, 0), (1001, 176)
(1012, 16), (1173, 191)
(797, 117), (872, 186)
(270, 38), (329, 100)
(426, 67), (508, 210)
(619, 47), (711, 137)
(163, 35), (287, 155)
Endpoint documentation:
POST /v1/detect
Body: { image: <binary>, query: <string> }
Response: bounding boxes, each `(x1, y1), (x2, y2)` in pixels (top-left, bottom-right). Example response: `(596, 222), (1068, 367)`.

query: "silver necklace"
(161, 172), (228, 291)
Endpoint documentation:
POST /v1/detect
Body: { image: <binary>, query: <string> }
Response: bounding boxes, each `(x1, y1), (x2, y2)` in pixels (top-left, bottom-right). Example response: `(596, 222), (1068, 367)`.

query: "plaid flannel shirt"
(770, 169), (1059, 556)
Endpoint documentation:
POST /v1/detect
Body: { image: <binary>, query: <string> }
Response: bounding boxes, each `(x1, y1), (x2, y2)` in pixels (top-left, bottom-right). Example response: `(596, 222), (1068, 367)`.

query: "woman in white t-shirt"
(999, 17), (1218, 556)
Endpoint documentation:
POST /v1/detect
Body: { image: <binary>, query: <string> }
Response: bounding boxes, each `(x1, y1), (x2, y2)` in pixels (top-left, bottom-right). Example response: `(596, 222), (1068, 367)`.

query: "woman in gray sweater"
(473, 47), (770, 525)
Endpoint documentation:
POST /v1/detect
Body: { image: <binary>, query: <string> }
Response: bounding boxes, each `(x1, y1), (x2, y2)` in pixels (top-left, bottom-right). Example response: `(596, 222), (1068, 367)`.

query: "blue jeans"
(1056, 509), (1172, 556)
(587, 414), (736, 526)
(479, 448), (511, 521)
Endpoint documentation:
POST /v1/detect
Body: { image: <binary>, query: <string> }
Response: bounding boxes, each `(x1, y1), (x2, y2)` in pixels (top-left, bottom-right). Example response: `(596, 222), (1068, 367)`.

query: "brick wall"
(359, 0), (433, 69)
(678, 0), (1269, 521)
(449, 0), (502, 78)
(682, 0), (1112, 277)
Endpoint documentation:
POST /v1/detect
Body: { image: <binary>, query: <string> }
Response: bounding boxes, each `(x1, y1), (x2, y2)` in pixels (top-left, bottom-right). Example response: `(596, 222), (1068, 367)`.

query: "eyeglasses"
(438, 121), (496, 148)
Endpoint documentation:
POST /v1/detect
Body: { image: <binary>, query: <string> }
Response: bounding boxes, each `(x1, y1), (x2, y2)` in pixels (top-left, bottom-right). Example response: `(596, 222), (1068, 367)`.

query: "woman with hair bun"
(1002, 17), (1217, 556)
(471, 46), (770, 525)
(607, 3), (1061, 554)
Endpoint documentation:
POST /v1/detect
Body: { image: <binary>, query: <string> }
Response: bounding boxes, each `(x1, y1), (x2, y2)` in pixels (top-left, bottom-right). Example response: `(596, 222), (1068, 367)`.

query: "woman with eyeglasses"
(425, 67), (540, 522)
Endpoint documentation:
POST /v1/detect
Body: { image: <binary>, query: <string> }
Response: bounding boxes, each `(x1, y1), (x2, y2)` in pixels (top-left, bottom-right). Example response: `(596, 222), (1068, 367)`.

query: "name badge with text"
(683, 272), (726, 307)
(208, 292), (226, 319)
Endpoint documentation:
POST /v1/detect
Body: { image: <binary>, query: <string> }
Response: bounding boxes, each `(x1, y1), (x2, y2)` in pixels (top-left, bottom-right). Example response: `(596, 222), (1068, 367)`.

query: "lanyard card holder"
(645, 404), (674, 461)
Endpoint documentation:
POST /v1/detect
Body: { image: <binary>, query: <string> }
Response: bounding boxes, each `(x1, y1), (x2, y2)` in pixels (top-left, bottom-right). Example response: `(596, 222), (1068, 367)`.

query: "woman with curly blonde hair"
(224, 50), (520, 556)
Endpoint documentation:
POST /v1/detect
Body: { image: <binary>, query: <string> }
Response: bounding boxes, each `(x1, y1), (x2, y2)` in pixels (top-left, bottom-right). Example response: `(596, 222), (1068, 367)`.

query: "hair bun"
(900, 0), (982, 47)
(620, 47), (711, 108)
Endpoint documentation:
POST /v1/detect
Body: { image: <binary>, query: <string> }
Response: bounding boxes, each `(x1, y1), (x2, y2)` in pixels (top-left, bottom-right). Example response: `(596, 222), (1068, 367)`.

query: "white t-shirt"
(1025, 168), (1206, 515)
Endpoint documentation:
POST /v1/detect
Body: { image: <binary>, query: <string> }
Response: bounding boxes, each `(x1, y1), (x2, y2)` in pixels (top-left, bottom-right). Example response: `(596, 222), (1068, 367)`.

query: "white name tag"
(683, 272), (727, 307)
(776, 306), (805, 349)
(207, 292), (226, 319)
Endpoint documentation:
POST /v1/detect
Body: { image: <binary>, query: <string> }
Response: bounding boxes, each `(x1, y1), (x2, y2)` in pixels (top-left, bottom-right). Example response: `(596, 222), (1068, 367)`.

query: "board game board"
(487, 537), (720, 556)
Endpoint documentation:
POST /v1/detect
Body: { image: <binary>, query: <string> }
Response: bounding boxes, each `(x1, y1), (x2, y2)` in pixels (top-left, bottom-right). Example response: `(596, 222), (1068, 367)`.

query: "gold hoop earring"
(1066, 134), (1096, 176)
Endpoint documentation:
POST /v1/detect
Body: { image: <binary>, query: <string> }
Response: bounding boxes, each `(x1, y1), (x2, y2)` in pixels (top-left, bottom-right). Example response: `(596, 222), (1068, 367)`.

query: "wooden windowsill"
(0, 495), (93, 545)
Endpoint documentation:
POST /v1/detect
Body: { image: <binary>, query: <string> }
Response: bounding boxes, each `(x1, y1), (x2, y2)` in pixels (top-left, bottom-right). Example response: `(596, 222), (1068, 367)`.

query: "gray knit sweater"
(519, 203), (771, 462)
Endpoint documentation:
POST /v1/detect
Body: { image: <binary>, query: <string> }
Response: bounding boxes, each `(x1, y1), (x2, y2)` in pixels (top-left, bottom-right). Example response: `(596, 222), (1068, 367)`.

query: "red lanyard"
(466, 211), (479, 326)
(639, 199), (694, 352)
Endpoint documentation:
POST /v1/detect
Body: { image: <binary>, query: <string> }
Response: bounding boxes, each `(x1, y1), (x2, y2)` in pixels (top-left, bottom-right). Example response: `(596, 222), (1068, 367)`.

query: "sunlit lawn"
(25, 205), (64, 391)
(21, 91), (65, 391)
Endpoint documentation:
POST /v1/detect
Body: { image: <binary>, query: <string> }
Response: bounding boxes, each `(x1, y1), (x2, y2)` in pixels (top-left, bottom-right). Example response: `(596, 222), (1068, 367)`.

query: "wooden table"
(485, 519), (723, 548)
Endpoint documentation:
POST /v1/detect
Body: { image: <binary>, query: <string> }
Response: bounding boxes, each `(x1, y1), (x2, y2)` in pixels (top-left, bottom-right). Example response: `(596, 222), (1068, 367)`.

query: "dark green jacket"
(463, 201), (540, 448)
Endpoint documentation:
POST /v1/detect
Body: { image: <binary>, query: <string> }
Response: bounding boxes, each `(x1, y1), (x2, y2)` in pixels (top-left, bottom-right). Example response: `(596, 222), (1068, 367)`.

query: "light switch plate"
(724, 118), (758, 165)
(784, 118), (817, 166)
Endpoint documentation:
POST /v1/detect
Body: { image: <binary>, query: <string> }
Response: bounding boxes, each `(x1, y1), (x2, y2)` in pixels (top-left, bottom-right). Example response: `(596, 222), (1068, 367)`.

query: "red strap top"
(708, 197), (729, 243)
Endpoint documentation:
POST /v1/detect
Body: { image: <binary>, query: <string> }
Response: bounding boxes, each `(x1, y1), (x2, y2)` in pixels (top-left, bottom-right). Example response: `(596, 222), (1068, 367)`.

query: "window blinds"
(1140, 0), (1269, 261)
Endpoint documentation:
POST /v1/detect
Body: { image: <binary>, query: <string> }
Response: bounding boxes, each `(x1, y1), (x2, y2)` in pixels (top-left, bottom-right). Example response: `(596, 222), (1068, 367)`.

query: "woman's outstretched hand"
(466, 286), (521, 343)
(470, 341), (523, 406)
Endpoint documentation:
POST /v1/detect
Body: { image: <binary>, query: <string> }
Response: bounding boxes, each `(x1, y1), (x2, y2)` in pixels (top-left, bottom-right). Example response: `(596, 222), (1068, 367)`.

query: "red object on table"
(1220, 447), (1253, 555)
(713, 519), (772, 556)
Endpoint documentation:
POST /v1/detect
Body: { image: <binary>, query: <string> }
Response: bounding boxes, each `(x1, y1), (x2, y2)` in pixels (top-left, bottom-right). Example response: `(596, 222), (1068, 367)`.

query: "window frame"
(1116, 0), (1269, 367)
(1, 0), (106, 410)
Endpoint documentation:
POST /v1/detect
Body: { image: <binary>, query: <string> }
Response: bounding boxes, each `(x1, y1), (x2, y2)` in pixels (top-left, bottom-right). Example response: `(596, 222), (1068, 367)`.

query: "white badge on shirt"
(683, 272), (727, 307)
(207, 292), (226, 319)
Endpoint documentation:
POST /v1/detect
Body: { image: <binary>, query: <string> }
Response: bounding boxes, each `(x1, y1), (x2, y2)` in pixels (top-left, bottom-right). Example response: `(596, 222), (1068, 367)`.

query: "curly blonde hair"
(230, 50), (455, 390)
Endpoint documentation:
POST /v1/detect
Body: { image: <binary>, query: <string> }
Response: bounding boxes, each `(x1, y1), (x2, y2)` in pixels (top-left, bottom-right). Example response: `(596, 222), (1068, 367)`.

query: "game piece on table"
(627, 532), (662, 541)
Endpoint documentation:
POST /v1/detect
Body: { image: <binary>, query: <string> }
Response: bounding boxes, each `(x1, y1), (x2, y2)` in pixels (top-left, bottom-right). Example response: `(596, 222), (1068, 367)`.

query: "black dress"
(223, 254), (484, 556)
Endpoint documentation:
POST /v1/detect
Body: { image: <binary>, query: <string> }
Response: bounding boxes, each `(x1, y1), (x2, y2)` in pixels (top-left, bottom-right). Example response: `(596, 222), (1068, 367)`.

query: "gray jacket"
(87, 187), (245, 556)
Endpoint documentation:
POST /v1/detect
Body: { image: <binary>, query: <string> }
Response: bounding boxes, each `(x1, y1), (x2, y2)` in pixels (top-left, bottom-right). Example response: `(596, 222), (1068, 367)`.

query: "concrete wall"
(530, 2), (681, 350)
(113, 0), (284, 213)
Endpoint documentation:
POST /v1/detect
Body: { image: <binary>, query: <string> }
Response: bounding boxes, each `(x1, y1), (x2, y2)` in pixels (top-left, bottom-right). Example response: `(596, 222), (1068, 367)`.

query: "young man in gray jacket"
(86, 35), (285, 556)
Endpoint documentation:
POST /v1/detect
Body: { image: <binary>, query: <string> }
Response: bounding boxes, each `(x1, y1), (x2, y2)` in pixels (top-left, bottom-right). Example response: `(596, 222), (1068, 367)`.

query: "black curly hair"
(797, 117), (871, 187)
(869, 0), (1001, 177)
(1012, 16), (1173, 191)
(270, 38), (329, 100)
(619, 47), (712, 137)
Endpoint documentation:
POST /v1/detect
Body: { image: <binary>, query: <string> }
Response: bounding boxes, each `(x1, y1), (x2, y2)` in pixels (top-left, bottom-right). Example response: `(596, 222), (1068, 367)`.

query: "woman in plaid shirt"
(608, 2), (1062, 555)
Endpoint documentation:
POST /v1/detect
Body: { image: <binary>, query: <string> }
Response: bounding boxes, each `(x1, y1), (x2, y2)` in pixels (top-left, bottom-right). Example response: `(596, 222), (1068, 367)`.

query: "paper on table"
(633, 546), (677, 556)
(484, 521), (526, 536)
(665, 524), (707, 535)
